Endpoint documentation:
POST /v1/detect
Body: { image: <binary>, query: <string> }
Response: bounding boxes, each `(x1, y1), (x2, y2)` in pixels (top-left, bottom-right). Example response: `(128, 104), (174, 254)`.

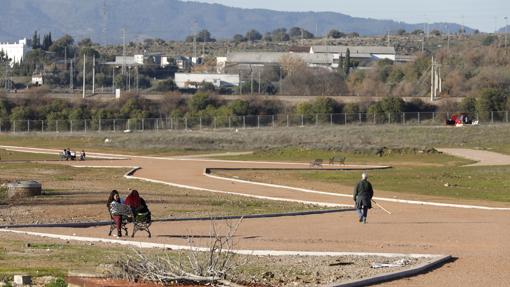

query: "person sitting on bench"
(107, 190), (132, 237)
(125, 189), (150, 220)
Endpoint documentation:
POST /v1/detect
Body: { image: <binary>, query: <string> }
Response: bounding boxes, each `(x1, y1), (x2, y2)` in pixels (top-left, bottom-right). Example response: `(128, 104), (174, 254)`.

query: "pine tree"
(32, 31), (41, 49)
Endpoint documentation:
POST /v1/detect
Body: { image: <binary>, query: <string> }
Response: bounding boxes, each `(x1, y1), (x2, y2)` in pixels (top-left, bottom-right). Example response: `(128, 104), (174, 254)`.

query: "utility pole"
(386, 31), (390, 47)
(82, 54), (86, 99)
(505, 16), (508, 53)
(446, 24), (450, 55)
(92, 54), (95, 94)
(192, 21), (197, 59)
(122, 28), (126, 76)
(70, 59), (74, 91)
(430, 57), (441, 101)
(112, 67), (115, 94)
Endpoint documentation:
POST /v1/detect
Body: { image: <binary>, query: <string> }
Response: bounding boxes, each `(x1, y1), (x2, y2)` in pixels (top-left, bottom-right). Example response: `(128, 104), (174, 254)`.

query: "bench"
(329, 156), (346, 165)
(309, 159), (323, 168)
(132, 211), (152, 238)
(108, 210), (129, 237)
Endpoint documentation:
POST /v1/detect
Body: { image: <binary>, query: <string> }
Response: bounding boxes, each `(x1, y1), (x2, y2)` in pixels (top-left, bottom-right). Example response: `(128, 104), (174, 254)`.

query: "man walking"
(353, 172), (374, 224)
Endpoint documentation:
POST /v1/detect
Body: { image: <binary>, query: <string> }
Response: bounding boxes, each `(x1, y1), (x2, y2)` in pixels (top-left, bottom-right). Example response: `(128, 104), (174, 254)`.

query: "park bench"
(107, 207), (130, 237)
(329, 156), (346, 165)
(309, 159), (323, 168)
(132, 211), (152, 238)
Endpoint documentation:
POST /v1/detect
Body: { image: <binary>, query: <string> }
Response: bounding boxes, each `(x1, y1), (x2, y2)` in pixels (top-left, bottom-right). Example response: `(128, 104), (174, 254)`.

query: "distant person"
(353, 172), (374, 224)
(107, 190), (132, 237)
(124, 189), (151, 221)
(80, 150), (86, 161)
(62, 149), (68, 160)
(66, 148), (71, 160)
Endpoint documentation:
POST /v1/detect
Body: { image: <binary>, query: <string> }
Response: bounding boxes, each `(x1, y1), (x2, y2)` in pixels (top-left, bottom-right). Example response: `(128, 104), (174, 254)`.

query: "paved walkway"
(2, 145), (510, 286)
(438, 148), (510, 166)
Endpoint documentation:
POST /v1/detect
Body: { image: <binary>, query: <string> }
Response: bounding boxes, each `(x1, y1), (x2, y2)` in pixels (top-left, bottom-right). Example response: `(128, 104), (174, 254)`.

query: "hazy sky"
(189, 0), (509, 32)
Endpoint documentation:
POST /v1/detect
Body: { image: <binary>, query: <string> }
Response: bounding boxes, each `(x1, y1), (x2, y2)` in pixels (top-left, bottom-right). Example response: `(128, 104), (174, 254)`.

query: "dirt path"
(438, 148), (510, 166)
(3, 146), (510, 286)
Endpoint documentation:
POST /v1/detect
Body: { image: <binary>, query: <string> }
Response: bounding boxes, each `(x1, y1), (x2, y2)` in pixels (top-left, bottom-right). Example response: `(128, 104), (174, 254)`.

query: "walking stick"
(372, 199), (392, 215)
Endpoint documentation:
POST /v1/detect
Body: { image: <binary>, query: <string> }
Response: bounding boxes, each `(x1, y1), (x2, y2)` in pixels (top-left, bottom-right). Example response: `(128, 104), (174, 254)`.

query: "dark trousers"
(356, 206), (368, 220)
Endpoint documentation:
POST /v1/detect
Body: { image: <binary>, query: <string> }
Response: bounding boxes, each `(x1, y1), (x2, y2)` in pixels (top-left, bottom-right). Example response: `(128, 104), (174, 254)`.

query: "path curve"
(2, 145), (510, 286)
(438, 148), (510, 166)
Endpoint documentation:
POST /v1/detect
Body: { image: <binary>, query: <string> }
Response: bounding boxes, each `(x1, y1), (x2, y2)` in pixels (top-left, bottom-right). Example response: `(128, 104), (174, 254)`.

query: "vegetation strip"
(0, 208), (352, 229)
(205, 170), (510, 211)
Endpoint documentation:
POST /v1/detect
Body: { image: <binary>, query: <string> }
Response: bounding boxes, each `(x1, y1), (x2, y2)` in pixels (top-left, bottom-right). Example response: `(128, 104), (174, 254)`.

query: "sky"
(189, 0), (509, 33)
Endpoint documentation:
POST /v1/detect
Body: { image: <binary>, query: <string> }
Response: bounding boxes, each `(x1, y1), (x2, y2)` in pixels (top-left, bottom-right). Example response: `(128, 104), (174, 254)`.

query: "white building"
(0, 38), (31, 65)
(175, 73), (240, 89)
(310, 45), (396, 61)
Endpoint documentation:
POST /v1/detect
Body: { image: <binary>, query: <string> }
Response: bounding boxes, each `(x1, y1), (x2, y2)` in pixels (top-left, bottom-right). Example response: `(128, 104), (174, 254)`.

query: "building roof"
(227, 52), (334, 65)
(310, 45), (396, 55)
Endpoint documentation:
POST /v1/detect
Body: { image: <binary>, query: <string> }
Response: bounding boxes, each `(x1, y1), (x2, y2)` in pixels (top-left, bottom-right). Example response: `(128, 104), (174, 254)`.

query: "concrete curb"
(205, 169), (510, 211)
(0, 228), (443, 258)
(328, 255), (452, 287)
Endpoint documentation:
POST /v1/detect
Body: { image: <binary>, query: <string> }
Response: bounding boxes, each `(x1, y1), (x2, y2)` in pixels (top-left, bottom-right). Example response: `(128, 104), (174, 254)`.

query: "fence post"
(13, 121), (16, 133)
(257, 115), (260, 129)
(99, 119), (102, 132)
(402, 113), (405, 125)
(491, 112), (494, 124)
(84, 120), (87, 133)
(373, 113), (376, 124)
(330, 114), (333, 126)
(243, 116), (246, 129)
(301, 114), (304, 127)
(113, 119), (116, 132)
(56, 120), (58, 133)
(315, 114), (318, 126)
(156, 119), (159, 132)
(228, 117), (231, 129)
(344, 113), (347, 125)
(418, 112), (421, 124)
(142, 118), (145, 131)
(41, 120), (44, 133)
(358, 113), (362, 124)
(70, 120), (73, 133)
(388, 113), (391, 124)
(27, 120), (30, 132)
(127, 119), (130, 131)
(213, 117), (216, 130)
(199, 117), (202, 130)
(506, 111), (508, 123)
(272, 115), (275, 128)
(287, 114), (289, 127)
(184, 117), (187, 130)
(432, 112), (435, 123)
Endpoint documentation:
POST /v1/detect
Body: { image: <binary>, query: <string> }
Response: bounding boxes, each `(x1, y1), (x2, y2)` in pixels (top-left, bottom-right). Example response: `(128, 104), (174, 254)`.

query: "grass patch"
(0, 149), (56, 161)
(213, 148), (510, 203)
(2, 125), (510, 155)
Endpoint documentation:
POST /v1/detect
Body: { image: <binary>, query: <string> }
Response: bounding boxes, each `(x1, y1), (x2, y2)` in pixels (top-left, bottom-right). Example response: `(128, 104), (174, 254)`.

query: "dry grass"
(1, 124), (510, 155)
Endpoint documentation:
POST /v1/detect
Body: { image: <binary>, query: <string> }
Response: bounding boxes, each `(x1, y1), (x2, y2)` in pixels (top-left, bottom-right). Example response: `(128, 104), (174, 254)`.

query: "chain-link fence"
(1, 111), (509, 133)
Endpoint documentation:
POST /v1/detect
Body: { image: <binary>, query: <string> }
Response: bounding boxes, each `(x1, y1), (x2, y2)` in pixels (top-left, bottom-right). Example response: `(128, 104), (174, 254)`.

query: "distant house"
(31, 73), (44, 86)
(175, 56), (192, 71)
(223, 52), (336, 72)
(0, 38), (31, 65)
(174, 73), (240, 89)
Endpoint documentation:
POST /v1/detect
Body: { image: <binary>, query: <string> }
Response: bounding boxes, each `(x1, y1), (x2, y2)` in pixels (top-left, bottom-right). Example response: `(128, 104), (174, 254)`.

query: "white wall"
(0, 38), (31, 64)
(175, 73), (240, 89)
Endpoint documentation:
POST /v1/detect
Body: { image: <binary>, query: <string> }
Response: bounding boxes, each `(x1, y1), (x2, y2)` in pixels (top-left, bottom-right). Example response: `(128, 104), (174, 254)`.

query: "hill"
(0, 0), (474, 42)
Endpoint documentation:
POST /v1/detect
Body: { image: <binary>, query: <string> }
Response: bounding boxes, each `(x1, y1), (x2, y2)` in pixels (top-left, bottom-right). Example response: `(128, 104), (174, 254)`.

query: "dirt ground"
(2, 146), (510, 286)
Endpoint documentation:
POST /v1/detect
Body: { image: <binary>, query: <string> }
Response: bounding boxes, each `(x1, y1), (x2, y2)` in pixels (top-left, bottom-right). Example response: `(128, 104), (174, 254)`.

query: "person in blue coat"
(353, 172), (374, 224)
